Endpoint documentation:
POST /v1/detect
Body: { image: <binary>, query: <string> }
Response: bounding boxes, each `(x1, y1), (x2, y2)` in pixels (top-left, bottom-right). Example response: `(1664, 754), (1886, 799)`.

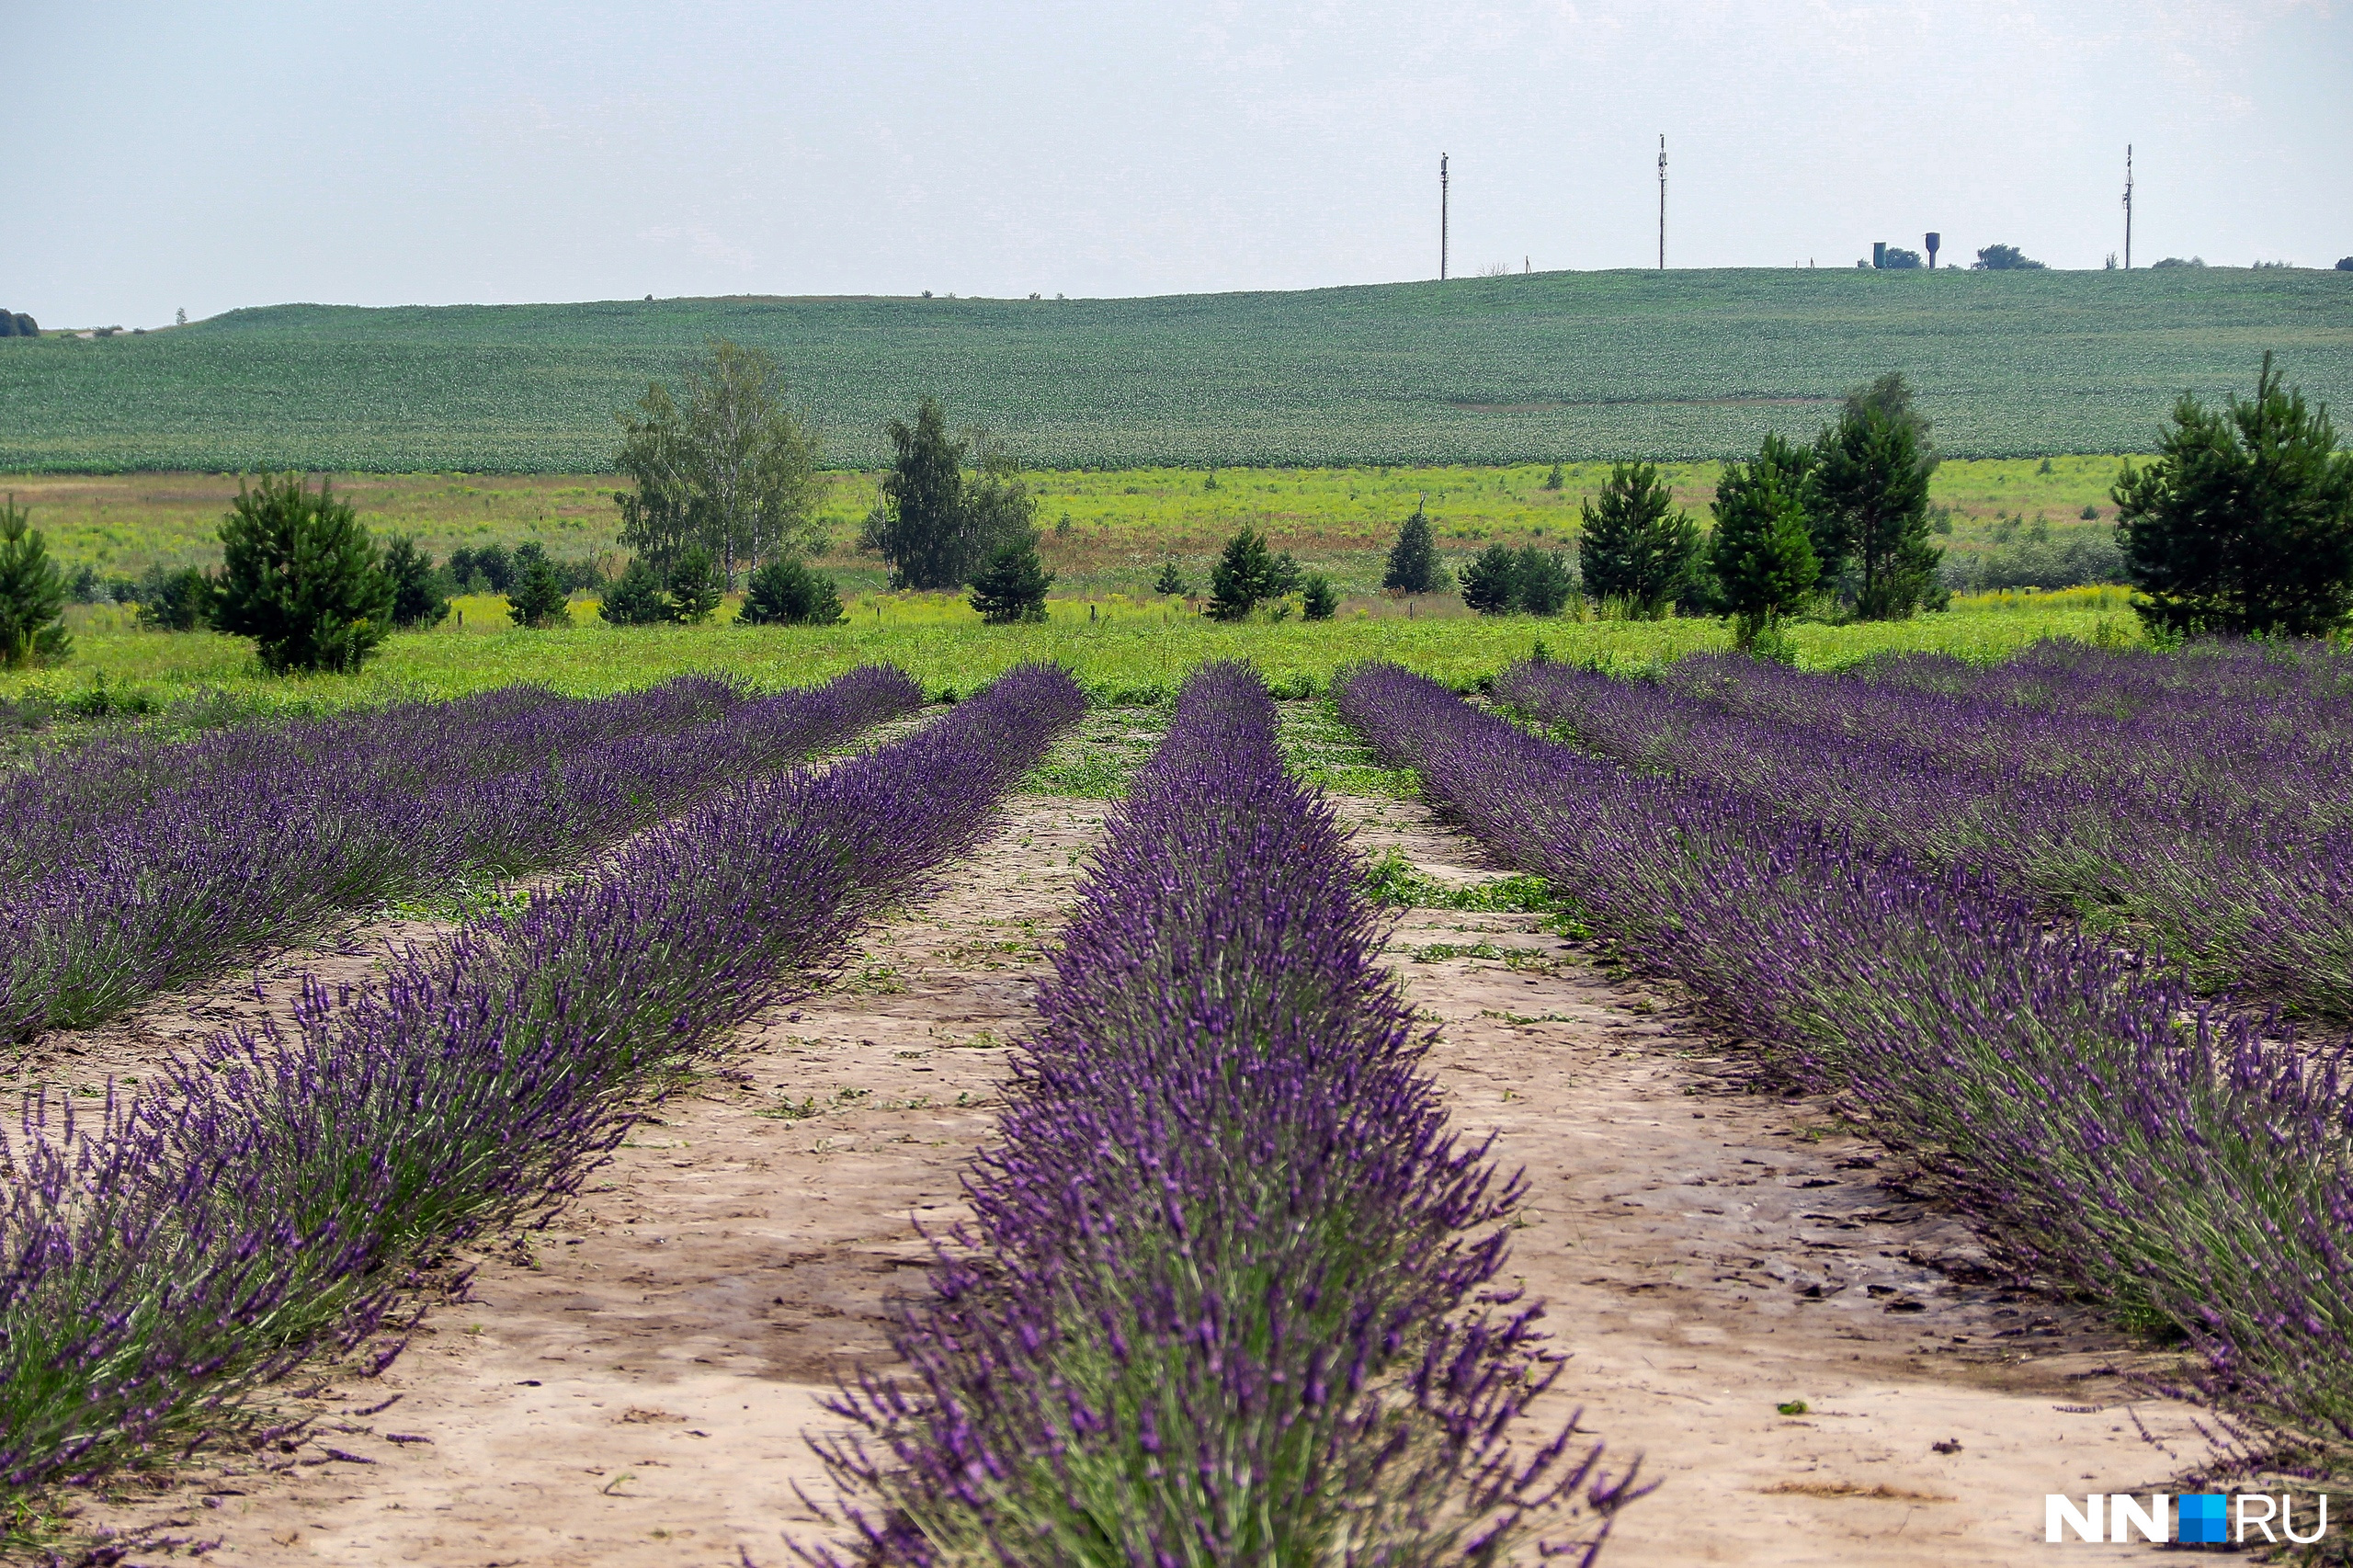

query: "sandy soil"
(1338, 793), (2200, 1564)
(47, 781), (2206, 1568)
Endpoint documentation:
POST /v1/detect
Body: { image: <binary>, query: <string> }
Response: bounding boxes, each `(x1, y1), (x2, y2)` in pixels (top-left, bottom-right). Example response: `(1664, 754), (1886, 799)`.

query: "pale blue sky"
(11, 0), (2349, 326)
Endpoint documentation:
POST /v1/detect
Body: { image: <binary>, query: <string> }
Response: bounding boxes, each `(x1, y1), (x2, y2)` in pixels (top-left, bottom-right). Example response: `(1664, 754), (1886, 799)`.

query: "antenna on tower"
(1440, 154), (1450, 281)
(1656, 135), (1667, 270)
(2122, 145), (2134, 270)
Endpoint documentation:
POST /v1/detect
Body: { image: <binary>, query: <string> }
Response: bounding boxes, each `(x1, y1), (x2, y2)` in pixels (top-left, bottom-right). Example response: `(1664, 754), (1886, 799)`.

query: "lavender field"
(1338, 647), (2353, 1479)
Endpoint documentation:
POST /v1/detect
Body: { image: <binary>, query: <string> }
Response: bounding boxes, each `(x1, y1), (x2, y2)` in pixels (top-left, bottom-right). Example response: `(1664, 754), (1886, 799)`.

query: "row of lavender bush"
(811, 663), (1640, 1568)
(0, 670), (926, 1043)
(1336, 662), (2353, 1473)
(0, 664), (1083, 1499)
(1495, 644), (2353, 1018)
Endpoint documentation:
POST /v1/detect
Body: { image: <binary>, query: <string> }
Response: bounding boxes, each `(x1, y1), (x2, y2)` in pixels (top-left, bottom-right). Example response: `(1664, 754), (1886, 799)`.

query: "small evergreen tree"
(1814, 381), (1942, 619)
(1542, 461), (1565, 491)
(598, 557), (671, 626)
(1458, 544), (1521, 615)
(1514, 546), (1575, 615)
(1578, 462), (1701, 618)
(1710, 446), (1821, 645)
(452, 543), (514, 594)
(1300, 574), (1339, 620)
(1209, 528), (1281, 620)
(133, 563), (215, 631)
(213, 474), (395, 673)
(1152, 558), (1188, 597)
(664, 546), (722, 624)
(0, 496), (71, 669)
(383, 536), (450, 630)
(967, 534), (1053, 624)
(1382, 504), (1440, 594)
(506, 541), (573, 628)
(740, 558), (848, 626)
(2115, 352), (2353, 638)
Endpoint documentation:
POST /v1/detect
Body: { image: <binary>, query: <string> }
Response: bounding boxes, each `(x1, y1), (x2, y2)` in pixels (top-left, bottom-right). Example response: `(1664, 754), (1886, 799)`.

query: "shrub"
(741, 557), (848, 626)
(448, 543), (513, 594)
(1381, 503), (1440, 593)
(504, 541), (573, 628)
(1300, 572), (1338, 619)
(383, 536), (450, 631)
(212, 474), (394, 673)
(1515, 544), (1576, 614)
(133, 563), (215, 631)
(0, 496), (71, 669)
(1972, 244), (2045, 270)
(1458, 542), (1520, 615)
(2115, 352), (2353, 637)
(967, 534), (1053, 624)
(597, 557), (670, 626)
(1151, 558), (1188, 596)
(664, 545), (722, 624)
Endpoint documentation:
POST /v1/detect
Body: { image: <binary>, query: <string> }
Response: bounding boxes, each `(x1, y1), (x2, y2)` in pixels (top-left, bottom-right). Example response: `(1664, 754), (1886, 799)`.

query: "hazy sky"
(12, 1), (2348, 326)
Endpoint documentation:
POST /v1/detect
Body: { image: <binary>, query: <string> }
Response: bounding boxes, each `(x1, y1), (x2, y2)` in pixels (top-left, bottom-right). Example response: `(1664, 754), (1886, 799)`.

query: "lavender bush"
(0, 667), (926, 1042)
(1337, 662), (2353, 1473)
(0, 664), (1082, 1501)
(1495, 643), (2353, 1019)
(810, 663), (1640, 1568)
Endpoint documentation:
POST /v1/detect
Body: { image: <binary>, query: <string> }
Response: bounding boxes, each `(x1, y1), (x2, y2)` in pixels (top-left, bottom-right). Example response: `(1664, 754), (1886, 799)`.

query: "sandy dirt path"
(1338, 792), (2200, 1566)
(58, 790), (1111, 1568)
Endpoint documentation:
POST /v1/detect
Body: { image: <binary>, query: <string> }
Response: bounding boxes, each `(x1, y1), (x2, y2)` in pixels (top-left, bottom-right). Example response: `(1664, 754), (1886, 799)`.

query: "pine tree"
(1710, 445), (1820, 645)
(1300, 574), (1339, 620)
(1577, 462), (1701, 619)
(1813, 390), (1941, 619)
(0, 495), (71, 669)
(1209, 528), (1280, 621)
(2115, 352), (2353, 637)
(506, 541), (573, 628)
(967, 534), (1053, 624)
(1458, 544), (1521, 615)
(383, 536), (450, 630)
(213, 474), (395, 673)
(133, 564), (214, 631)
(1382, 505), (1440, 593)
(1153, 558), (1188, 597)
(1542, 461), (1565, 491)
(663, 546), (722, 624)
(598, 557), (671, 626)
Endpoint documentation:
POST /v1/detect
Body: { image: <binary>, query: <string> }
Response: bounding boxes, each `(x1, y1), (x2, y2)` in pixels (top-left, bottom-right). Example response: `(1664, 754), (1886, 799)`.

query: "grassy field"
(3, 268), (2345, 472)
(6, 589), (2136, 722)
(6, 456), (2132, 597)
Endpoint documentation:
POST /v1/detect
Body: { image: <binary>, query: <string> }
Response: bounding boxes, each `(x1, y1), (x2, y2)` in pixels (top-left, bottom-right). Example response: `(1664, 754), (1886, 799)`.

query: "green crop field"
(4, 268), (2346, 472)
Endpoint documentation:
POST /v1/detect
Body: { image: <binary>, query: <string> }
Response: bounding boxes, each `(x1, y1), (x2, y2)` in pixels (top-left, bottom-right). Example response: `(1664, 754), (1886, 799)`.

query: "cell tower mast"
(1657, 135), (1667, 269)
(1440, 154), (1449, 280)
(2122, 145), (2134, 270)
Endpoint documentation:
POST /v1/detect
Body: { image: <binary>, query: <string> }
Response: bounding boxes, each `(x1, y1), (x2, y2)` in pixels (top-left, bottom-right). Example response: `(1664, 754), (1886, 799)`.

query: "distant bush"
(0, 311), (36, 338)
(2152, 256), (2205, 269)
(505, 541), (573, 629)
(0, 496), (71, 668)
(1152, 558), (1188, 597)
(1209, 527), (1283, 620)
(1880, 246), (1924, 269)
(597, 557), (669, 626)
(742, 558), (848, 626)
(382, 536), (450, 631)
(1458, 544), (1519, 615)
(212, 474), (394, 673)
(1941, 533), (2124, 593)
(1300, 573), (1338, 620)
(134, 564), (215, 631)
(2339, 256), (2353, 271)
(663, 546), (722, 625)
(1458, 542), (1574, 617)
(1972, 244), (2045, 271)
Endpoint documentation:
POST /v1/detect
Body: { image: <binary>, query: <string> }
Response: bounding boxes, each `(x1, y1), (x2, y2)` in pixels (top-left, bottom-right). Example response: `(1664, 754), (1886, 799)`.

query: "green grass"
(0, 591), (2138, 722)
(8, 455), (2144, 596)
(4, 269), (2345, 472)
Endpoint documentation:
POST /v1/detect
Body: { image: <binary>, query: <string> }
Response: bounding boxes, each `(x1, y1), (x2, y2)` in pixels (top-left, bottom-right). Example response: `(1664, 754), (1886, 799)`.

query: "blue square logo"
(2179, 1494), (2229, 1544)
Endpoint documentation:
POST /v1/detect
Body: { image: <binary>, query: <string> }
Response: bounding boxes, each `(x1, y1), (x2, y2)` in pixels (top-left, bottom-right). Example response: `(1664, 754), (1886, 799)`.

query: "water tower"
(1926, 233), (1941, 269)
